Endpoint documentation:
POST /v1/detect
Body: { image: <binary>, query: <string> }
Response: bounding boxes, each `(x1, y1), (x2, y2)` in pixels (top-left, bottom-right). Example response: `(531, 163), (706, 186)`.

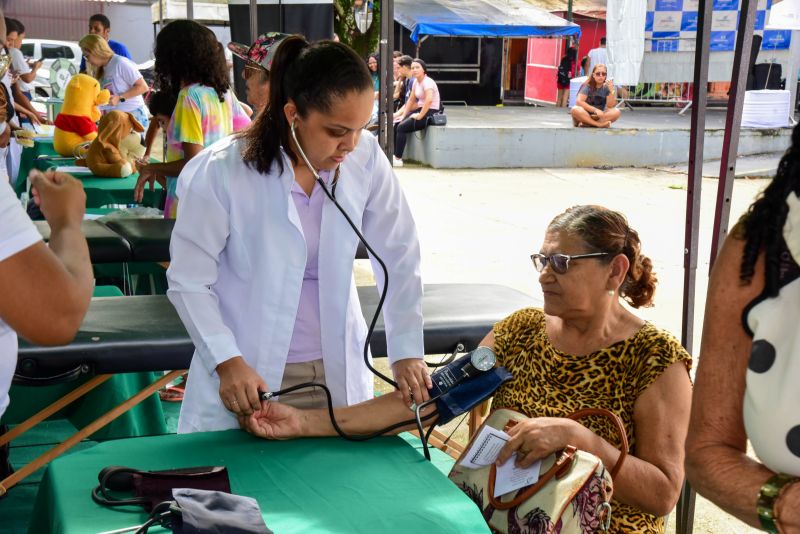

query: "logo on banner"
(710, 30), (736, 50)
(712, 0), (738, 10)
(712, 11), (738, 31)
(681, 11), (698, 31)
(655, 0), (683, 9)
(762, 29), (791, 50)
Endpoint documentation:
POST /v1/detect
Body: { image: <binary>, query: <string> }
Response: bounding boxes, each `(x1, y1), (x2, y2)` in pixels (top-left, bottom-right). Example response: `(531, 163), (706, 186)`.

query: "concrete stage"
(404, 106), (794, 169)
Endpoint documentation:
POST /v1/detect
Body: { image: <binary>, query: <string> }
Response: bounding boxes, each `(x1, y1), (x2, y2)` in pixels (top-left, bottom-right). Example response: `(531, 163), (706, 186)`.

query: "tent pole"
(250, 0), (258, 42)
(378, 0), (395, 160)
(709, 0), (759, 267)
(678, 0), (712, 529)
(567, 0), (573, 22)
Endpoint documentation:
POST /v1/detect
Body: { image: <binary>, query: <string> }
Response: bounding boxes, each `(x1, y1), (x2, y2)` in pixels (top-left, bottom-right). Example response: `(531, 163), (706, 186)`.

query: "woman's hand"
(133, 164), (166, 203)
(606, 79), (615, 93)
(240, 401), (305, 440)
(392, 358), (433, 406)
(496, 417), (584, 468)
(411, 113), (422, 121)
(215, 356), (268, 416)
(108, 94), (121, 107)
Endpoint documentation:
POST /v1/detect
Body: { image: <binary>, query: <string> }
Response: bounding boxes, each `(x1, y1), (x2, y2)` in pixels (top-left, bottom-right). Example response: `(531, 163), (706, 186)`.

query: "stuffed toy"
(86, 110), (145, 178)
(53, 74), (110, 156)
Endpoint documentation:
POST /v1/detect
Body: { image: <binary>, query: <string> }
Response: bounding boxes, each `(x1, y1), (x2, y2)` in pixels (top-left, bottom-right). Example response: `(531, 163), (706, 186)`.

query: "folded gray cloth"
(172, 488), (272, 534)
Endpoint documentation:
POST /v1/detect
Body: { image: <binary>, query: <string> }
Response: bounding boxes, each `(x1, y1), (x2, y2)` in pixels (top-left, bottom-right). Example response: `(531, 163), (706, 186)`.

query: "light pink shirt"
(413, 76), (440, 112)
(285, 171), (331, 363)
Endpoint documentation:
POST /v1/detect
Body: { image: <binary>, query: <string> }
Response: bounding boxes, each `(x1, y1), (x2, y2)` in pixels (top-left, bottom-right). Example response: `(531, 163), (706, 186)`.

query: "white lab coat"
(167, 133), (424, 433)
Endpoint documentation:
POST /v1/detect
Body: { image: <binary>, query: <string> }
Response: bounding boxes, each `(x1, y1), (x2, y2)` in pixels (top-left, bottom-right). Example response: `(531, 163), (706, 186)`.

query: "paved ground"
(358, 161), (773, 533)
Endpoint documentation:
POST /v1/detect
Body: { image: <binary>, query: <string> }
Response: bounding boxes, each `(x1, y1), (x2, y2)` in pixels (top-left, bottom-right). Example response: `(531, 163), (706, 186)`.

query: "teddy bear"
(86, 110), (145, 178)
(53, 73), (110, 156)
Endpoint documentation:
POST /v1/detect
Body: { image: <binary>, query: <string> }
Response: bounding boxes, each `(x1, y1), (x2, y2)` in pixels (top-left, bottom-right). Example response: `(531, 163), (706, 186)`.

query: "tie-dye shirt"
(163, 84), (250, 218)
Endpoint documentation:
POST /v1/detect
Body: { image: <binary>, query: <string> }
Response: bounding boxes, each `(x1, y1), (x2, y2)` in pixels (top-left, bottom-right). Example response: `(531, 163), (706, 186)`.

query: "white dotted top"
(744, 192), (800, 476)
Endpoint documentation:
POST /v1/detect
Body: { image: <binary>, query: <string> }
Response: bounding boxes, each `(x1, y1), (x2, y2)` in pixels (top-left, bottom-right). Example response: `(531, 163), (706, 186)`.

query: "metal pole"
(378, 0), (395, 160)
(709, 0), (759, 267)
(250, 0), (259, 43)
(187, 0), (194, 21)
(567, 0), (573, 22)
(676, 3), (712, 532)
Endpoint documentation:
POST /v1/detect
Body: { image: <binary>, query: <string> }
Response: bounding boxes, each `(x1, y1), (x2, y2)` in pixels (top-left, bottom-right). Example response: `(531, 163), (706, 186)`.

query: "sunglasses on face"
(595, 72), (607, 77)
(530, 252), (610, 274)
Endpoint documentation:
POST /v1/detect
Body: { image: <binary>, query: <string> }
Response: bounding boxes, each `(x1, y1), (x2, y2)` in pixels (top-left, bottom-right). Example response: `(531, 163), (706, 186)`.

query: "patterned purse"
(448, 408), (629, 534)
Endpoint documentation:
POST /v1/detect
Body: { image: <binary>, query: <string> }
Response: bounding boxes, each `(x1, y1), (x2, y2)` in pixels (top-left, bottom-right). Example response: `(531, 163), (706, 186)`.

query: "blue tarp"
(395, 0), (581, 43)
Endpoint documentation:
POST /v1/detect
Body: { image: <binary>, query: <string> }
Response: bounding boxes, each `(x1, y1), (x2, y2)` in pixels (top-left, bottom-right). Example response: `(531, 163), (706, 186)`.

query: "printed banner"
(645, 0), (791, 52)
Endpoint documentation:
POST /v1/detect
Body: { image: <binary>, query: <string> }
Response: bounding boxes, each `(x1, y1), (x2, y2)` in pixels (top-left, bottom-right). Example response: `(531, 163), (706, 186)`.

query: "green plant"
(334, 0), (382, 58)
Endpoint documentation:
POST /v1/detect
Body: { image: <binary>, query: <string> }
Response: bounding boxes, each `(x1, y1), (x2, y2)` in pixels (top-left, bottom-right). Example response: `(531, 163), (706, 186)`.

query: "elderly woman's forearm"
(575, 429), (682, 516)
(301, 391), (436, 437)
(686, 441), (772, 528)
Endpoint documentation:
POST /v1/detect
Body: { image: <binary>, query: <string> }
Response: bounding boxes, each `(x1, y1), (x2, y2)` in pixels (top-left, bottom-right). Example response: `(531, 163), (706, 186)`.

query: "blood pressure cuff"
(172, 488), (272, 534)
(434, 366), (513, 425)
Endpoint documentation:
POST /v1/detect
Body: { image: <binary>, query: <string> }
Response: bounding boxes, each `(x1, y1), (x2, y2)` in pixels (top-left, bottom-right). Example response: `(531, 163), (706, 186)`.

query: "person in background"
(588, 37), (608, 75)
(4, 19), (40, 100)
(571, 64), (620, 128)
(556, 46), (577, 108)
(579, 55), (590, 77)
(685, 123), (800, 532)
(166, 35), (427, 433)
(392, 58), (440, 168)
(133, 20), (250, 219)
(228, 32), (288, 116)
(141, 90), (177, 165)
(80, 13), (131, 74)
(3, 18), (44, 126)
(79, 34), (149, 130)
(394, 55), (413, 112)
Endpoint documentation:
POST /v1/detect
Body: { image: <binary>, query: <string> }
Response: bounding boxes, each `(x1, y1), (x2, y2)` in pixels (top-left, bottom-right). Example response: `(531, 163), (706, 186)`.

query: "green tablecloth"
(29, 431), (490, 534)
(17, 140), (162, 208)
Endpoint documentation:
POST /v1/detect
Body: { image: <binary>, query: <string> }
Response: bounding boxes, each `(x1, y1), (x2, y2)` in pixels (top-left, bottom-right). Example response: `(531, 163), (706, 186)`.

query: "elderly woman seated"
(241, 205), (692, 533)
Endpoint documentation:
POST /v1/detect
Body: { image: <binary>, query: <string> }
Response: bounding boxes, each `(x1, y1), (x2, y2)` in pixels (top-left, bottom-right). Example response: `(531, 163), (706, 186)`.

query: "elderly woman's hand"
(241, 401), (305, 440)
(496, 417), (586, 468)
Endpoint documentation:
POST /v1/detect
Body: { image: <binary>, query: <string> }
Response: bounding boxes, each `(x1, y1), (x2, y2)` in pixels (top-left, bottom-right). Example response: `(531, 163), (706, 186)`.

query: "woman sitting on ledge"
(242, 205), (692, 533)
(571, 64), (621, 128)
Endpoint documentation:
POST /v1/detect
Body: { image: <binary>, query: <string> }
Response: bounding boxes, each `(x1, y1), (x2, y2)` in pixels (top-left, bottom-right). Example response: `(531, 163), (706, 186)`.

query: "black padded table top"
(104, 219), (175, 262)
(103, 219), (368, 263)
(16, 284), (537, 378)
(34, 220), (131, 264)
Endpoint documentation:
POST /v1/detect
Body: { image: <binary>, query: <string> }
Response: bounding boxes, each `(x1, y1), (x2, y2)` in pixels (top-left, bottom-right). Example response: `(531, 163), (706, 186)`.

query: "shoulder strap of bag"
(485, 407), (629, 510)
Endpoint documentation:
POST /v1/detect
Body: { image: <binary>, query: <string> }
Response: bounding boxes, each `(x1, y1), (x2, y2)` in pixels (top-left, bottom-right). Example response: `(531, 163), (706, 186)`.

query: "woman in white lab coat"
(167, 36), (430, 433)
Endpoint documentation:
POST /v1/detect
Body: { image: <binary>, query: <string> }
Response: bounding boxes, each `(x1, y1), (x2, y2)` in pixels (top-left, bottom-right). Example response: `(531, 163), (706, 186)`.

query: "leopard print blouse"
(491, 308), (692, 533)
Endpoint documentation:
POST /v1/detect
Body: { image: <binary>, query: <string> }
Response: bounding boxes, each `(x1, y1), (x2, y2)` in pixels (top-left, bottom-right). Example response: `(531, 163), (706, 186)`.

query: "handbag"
(428, 113), (447, 126)
(91, 465), (232, 512)
(448, 408), (629, 534)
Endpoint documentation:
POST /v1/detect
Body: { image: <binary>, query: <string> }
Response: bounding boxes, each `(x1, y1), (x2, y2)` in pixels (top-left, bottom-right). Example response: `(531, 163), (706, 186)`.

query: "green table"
(29, 431), (490, 534)
(18, 140), (162, 209)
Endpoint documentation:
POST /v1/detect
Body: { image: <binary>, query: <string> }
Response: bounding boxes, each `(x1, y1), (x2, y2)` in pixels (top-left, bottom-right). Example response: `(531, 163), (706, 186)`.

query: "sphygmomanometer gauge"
(469, 346), (496, 372)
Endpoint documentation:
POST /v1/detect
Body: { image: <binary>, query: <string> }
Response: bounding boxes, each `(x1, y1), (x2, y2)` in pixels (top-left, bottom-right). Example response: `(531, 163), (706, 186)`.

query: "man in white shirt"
(5, 19), (42, 98)
(588, 37), (609, 75)
(0, 169), (93, 479)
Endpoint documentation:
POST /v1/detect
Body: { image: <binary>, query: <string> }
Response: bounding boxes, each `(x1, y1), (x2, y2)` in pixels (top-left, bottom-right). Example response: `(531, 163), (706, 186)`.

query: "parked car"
(19, 39), (82, 98)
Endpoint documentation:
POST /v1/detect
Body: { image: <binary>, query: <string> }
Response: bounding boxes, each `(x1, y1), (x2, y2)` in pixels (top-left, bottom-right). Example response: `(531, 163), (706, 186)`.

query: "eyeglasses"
(594, 72), (607, 77)
(530, 252), (610, 274)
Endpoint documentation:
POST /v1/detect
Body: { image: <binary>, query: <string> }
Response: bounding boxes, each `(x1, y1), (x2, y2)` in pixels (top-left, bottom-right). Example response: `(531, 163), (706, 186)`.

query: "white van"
(19, 39), (82, 97)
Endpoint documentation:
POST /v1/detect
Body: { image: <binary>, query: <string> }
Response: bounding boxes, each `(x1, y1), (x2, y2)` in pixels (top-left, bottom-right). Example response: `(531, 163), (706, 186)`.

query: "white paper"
(55, 166), (93, 175)
(460, 424), (543, 498)
(494, 457), (542, 498)
(460, 425), (510, 469)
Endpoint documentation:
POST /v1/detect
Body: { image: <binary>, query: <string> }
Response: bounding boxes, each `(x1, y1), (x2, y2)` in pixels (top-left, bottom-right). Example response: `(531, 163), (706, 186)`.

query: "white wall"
(105, 3), (156, 63)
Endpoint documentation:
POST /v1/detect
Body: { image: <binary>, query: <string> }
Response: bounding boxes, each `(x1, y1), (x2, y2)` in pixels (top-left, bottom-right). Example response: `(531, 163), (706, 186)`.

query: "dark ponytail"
(240, 36), (373, 175)
(738, 123), (800, 295)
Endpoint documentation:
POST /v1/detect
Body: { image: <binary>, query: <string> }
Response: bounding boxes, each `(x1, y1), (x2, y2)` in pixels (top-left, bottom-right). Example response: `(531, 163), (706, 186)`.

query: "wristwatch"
(757, 473), (800, 533)
(119, 97), (126, 103)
